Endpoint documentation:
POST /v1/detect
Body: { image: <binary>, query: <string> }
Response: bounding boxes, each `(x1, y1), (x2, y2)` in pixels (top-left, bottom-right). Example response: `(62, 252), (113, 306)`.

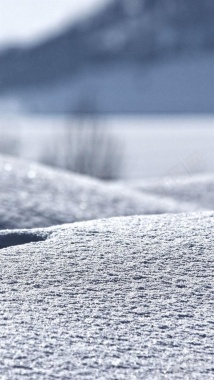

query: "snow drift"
(0, 154), (195, 230)
(128, 172), (214, 211)
(0, 212), (213, 378)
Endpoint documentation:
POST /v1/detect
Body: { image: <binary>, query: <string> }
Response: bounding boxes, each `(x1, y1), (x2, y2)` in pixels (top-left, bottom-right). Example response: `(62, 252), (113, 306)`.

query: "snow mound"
(0, 154), (196, 229)
(128, 173), (214, 211)
(0, 212), (213, 378)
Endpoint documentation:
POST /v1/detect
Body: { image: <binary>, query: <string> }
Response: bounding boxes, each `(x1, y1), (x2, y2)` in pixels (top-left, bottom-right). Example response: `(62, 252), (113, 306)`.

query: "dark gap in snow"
(0, 232), (49, 249)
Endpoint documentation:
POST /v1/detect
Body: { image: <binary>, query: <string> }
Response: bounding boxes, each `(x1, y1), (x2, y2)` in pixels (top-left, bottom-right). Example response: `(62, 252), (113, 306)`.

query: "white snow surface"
(127, 173), (214, 211)
(0, 154), (197, 230)
(0, 212), (213, 379)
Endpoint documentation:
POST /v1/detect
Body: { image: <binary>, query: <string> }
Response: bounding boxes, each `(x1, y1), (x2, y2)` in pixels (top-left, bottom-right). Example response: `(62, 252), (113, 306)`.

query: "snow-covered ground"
(127, 173), (214, 211)
(0, 153), (214, 378)
(0, 154), (196, 230)
(0, 0), (214, 376)
(0, 212), (213, 379)
(0, 115), (213, 179)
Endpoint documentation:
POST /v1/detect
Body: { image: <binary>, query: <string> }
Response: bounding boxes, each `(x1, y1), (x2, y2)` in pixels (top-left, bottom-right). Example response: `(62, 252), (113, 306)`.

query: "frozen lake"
(0, 114), (213, 179)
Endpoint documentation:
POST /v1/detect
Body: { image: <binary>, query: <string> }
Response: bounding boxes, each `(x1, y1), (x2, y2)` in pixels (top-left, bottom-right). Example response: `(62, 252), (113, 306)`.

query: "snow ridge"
(0, 154), (198, 230)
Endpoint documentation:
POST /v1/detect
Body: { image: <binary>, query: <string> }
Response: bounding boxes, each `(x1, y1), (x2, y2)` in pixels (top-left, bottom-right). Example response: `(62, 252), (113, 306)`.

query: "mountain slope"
(0, 0), (214, 113)
(0, 0), (214, 91)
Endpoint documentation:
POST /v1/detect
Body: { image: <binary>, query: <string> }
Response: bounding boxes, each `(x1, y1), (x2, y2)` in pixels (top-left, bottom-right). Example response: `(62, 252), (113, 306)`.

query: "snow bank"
(128, 173), (214, 211)
(0, 212), (213, 379)
(0, 154), (196, 229)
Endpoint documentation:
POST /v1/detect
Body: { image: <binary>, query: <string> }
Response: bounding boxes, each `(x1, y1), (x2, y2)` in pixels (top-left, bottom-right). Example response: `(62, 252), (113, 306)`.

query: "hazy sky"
(0, 0), (108, 46)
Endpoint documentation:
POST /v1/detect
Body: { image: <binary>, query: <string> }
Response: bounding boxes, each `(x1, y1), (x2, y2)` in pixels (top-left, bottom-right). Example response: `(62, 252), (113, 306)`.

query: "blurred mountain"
(0, 0), (214, 113)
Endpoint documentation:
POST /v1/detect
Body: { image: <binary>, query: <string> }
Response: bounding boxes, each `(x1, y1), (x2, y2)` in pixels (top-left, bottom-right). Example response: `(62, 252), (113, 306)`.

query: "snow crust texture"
(0, 155), (195, 229)
(0, 213), (213, 379)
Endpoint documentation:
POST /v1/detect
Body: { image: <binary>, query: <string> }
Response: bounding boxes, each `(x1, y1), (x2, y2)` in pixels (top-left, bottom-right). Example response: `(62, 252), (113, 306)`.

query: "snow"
(0, 154), (195, 230)
(0, 115), (213, 179)
(127, 173), (214, 211)
(0, 1), (213, 375)
(0, 212), (213, 378)
(0, 154), (213, 377)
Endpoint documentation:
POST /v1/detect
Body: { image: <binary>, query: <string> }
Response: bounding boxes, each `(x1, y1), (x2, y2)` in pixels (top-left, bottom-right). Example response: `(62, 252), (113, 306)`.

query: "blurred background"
(0, 0), (213, 180)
